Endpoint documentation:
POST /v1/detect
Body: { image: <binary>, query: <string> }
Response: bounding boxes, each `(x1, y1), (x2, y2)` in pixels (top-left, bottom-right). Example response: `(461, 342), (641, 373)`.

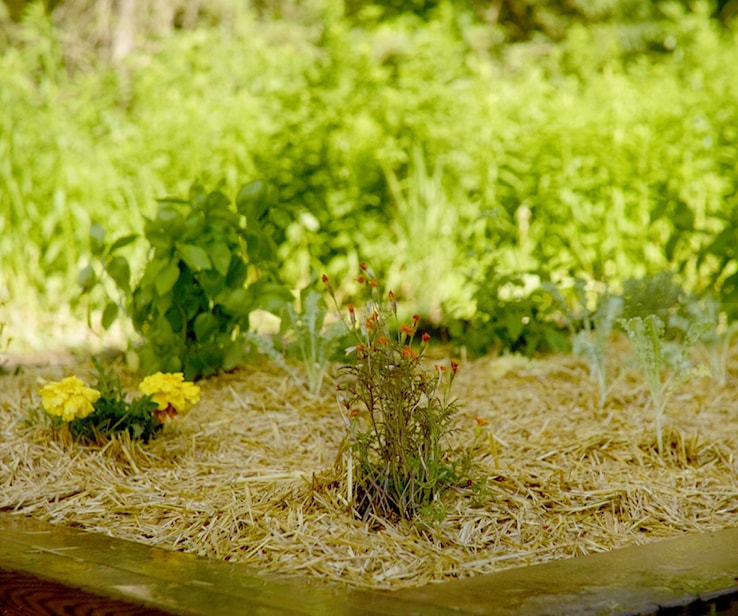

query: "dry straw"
(2, 341), (738, 590)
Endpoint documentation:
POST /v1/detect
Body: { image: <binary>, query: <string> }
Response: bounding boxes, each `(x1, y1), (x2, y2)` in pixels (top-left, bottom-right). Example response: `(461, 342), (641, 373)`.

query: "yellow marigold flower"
(39, 376), (101, 422)
(139, 372), (200, 414)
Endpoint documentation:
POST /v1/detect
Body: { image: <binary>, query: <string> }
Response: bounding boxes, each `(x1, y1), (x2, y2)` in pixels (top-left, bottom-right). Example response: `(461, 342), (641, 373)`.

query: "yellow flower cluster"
(139, 372), (200, 414)
(39, 376), (101, 422)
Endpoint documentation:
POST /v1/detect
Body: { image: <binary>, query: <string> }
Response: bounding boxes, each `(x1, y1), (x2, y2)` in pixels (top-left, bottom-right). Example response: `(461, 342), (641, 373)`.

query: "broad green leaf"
(101, 302), (119, 329)
(177, 243), (212, 270)
(236, 180), (268, 219)
(673, 201), (695, 231)
(143, 218), (174, 250)
(90, 224), (106, 255)
(156, 205), (184, 225)
(209, 242), (232, 276)
(250, 280), (293, 314)
(106, 255), (131, 294)
(222, 341), (246, 372)
(268, 207), (291, 228)
(217, 288), (252, 317)
(206, 189), (231, 212)
(194, 312), (219, 341)
(155, 261), (180, 296)
(78, 264), (97, 292)
(155, 206), (186, 237)
(109, 234), (138, 253)
(189, 182), (208, 208)
(140, 255), (169, 283)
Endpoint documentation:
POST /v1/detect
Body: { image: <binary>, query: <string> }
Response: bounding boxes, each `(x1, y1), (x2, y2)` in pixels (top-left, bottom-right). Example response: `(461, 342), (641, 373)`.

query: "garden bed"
(1, 340), (738, 592)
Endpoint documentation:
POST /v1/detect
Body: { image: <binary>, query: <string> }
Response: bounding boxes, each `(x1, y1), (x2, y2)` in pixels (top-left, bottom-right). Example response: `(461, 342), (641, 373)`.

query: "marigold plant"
(325, 264), (475, 521)
(139, 372), (201, 422)
(39, 376), (101, 422)
(38, 360), (200, 442)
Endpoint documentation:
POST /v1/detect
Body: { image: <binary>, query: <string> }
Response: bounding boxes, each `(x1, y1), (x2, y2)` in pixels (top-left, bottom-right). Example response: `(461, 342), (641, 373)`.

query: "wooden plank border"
(2, 514), (738, 615)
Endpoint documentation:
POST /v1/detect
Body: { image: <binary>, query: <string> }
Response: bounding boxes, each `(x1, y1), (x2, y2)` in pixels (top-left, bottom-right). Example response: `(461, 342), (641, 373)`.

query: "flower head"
(400, 323), (415, 336)
(139, 372), (200, 414)
(39, 377), (101, 422)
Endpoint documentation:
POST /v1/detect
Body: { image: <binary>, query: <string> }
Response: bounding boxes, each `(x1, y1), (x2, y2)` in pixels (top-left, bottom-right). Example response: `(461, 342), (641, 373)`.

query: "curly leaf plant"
(546, 278), (623, 409)
(325, 265), (477, 521)
(79, 180), (292, 380)
(620, 314), (711, 455)
(38, 359), (200, 443)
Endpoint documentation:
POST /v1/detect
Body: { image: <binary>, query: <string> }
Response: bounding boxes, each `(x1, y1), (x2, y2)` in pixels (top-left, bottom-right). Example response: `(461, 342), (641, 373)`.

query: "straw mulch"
(2, 341), (738, 591)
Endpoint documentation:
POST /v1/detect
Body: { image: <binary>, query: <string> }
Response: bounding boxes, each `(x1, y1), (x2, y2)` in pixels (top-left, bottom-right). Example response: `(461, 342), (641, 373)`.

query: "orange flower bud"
(421, 332), (431, 343)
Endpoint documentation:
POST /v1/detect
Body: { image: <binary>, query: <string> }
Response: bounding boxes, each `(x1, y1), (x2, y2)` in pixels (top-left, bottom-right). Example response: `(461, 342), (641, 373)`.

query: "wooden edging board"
(1, 513), (737, 615)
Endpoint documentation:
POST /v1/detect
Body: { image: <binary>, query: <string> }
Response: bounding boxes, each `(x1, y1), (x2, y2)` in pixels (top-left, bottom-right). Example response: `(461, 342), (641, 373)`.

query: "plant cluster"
(546, 278), (624, 409)
(280, 288), (346, 396)
(325, 265), (476, 520)
(5, 4), (738, 334)
(466, 268), (571, 357)
(620, 314), (711, 455)
(79, 181), (292, 380)
(38, 360), (200, 442)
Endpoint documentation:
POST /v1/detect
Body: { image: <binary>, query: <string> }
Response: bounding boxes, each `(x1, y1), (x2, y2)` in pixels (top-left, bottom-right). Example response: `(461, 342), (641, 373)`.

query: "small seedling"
(546, 279), (623, 408)
(620, 314), (710, 455)
(282, 288), (345, 396)
(673, 295), (738, 387)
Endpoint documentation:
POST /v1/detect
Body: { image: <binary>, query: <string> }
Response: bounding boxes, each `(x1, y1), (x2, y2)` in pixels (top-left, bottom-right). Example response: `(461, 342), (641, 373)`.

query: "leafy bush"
(465, 268), (570, 357)
(4, 3), (738, 349)
(80, 180), (291, 379)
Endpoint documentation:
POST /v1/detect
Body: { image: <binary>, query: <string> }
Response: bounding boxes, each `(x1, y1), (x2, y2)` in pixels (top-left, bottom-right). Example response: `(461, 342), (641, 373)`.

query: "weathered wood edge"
(2, 513), (738, 615)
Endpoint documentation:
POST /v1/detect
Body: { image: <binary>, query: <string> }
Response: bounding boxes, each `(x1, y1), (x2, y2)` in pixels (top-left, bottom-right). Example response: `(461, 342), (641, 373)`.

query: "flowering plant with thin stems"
(38, 359), (200, 442)
(324, 264), (474, 520)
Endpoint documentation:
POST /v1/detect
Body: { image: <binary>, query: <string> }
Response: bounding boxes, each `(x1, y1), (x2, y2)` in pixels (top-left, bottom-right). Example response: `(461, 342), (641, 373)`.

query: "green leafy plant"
(281, 288), (346, 396)
(38, 360), (200, 443)
(546, 279), (623, 408)
(466, 267), (571, 357)
(672, 295), (738, 387)
(620, 314), (711, 455)
(325, 265), (475, 521)
(80, 180), (292, 380)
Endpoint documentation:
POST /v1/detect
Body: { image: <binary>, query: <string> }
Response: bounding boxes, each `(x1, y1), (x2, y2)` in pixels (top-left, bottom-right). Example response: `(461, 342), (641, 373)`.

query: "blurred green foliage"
(2, 0), (738, 353)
